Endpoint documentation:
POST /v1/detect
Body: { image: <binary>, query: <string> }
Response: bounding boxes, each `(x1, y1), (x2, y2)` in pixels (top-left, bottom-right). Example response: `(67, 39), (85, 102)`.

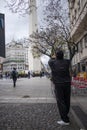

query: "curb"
(71, 107), (86, 130)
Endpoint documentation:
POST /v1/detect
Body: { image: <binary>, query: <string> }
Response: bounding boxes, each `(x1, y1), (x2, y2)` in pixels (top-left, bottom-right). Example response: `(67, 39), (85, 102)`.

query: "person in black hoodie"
(48, 50), (71, 125)
(11, 68), (18, 87)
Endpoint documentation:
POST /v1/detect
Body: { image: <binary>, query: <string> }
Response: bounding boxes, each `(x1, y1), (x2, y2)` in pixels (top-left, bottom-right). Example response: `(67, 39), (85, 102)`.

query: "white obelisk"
(28, 0), (41, 72)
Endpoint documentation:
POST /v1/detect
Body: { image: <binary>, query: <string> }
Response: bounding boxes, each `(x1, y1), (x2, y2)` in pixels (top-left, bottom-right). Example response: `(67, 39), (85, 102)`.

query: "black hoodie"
(48, 57), (71, 84)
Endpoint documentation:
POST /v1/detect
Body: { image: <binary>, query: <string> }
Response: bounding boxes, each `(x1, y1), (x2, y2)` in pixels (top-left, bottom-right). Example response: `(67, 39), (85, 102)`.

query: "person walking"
(48, 50), (71, 126)
(11, 68), (18, 87)
(28, 71), (30, 78)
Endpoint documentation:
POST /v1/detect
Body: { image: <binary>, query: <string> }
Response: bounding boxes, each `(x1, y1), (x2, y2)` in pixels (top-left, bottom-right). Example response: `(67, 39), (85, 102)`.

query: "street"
(0, 77), (55, 103)
(0, 77), (80, 130)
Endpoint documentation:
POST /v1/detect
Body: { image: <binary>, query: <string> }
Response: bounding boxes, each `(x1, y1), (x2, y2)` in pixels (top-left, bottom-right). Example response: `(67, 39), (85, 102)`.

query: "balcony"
(3, 59), (24, 63)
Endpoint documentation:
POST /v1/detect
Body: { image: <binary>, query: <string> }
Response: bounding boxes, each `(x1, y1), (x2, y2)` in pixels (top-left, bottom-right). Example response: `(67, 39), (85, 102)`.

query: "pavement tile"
(0, 103), (80, 130)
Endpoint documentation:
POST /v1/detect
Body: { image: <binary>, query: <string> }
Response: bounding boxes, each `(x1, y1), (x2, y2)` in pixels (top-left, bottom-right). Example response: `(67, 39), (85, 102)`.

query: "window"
(0, 18), (4, 29)
(78, 0), (81, 11)
(71, 0), (75, 8)
(84, 34), (87, 47)
(82, 64), (85, 72)
(74, 9), (77, 20)
(78, 40), (83, 52)
(75, 44), (78, 52)
(80, 39), (83, 52)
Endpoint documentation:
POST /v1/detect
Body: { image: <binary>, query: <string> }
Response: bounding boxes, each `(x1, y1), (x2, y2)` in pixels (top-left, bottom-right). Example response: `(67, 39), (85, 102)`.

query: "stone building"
(68, 0), (87, 73)
(3, 41), (29, 74)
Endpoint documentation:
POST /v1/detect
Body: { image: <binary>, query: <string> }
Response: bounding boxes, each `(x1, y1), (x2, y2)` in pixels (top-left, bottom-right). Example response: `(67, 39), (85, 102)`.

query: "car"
(32, 71), (41, 77)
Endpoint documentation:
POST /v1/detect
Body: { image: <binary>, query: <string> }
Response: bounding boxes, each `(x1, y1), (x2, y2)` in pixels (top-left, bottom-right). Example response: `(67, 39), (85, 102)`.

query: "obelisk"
(28, 0), (41, 72)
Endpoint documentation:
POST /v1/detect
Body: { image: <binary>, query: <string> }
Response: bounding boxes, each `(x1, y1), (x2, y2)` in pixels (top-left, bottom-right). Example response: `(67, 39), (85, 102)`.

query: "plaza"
(0, 77), (86, 129)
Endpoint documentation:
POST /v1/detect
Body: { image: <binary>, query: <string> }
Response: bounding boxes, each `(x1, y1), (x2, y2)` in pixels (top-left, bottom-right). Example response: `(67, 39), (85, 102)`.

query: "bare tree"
(5, 0), (31, 16)
(28, 0), (78, 60)
(43, 0), (78, 60)
(29, 24), (66, 58)
(5, 0), (78, 60)
(4, 0), (45, 15)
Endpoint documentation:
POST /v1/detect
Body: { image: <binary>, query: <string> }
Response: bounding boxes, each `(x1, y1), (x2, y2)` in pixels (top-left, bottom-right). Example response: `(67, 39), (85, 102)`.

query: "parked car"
(32, 71), (41, 77)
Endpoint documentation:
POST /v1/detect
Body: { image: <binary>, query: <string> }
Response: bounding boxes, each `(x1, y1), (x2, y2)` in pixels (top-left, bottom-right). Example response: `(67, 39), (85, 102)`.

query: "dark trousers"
(13, 78), (17, 87)
(54, 82), (71, 122)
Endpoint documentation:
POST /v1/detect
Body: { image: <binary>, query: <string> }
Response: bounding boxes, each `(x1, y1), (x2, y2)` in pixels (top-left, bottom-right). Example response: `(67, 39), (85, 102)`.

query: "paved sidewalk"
(71, 96), (87, 130)
(0, 103), (79, 130)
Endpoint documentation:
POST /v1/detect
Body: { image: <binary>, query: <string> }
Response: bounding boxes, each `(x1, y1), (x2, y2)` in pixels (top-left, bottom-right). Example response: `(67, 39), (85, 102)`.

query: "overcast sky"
(0, 0), (29, 44)
(0, 0), (67, 45)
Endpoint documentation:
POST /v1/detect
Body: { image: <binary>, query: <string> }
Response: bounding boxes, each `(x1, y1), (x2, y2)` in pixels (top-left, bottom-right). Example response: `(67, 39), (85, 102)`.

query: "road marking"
(0, 97), (56, 103)
(0, 97), (55, 100)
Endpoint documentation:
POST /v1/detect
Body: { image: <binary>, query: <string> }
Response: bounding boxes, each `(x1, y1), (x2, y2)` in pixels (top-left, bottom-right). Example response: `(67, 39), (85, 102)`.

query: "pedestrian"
(48, 50), (71, 126)
(72, 68), (77, 77)
(5, 72), (8, 79)
(28, 71), (30, 78)
(11, 68), (18, 87)
(40, 71), (42, 78)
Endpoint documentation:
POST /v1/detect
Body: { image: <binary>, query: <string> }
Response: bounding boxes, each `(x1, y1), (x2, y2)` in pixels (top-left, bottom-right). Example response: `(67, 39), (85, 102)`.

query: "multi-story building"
(3, 41), (29, 74)
(68, 0), (87, 73)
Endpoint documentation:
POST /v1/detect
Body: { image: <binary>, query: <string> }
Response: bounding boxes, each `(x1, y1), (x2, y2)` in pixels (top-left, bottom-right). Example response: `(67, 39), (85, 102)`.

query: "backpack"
(12, 70), (17, 78)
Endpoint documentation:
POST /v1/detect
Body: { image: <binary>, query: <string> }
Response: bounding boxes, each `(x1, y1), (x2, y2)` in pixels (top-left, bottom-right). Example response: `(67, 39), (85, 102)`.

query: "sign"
(0, 13), (5, 58)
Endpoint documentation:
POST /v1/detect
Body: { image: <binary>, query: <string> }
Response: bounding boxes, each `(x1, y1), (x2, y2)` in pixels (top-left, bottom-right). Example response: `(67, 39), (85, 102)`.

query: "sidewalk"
(0, 102), (80, 130)
(71, 96), (87, 130)
(71, 77), (87, 129)
(0, 97), (82, 130)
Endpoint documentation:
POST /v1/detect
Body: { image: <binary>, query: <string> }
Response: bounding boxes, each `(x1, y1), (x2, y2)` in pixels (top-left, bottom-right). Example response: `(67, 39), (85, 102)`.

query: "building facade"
(3, 41), (29, 74)
(68, 0), (87, 73)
